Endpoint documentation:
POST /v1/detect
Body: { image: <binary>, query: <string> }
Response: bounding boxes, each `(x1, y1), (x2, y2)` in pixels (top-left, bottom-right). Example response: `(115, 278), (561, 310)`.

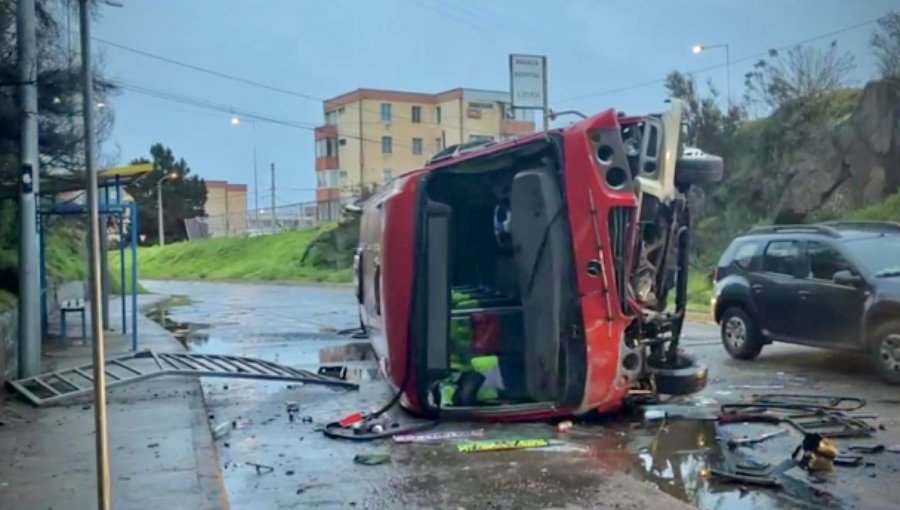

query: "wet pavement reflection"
(143, 280), (896, 509)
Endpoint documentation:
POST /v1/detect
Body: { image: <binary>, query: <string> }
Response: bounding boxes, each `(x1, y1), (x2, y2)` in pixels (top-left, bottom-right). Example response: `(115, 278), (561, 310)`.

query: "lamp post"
(231, 116), (259, 231)
(692, 43), (731, 109)
(156, 171), (178, 246)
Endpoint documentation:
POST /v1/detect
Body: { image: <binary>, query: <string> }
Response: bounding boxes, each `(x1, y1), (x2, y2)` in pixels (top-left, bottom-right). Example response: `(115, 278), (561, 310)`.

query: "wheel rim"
(724, 316), (747, 351)
(878, 334), (900, 373)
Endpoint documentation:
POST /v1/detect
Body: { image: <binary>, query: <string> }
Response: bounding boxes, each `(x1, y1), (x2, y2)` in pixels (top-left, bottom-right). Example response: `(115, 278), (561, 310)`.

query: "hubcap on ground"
(724, 317), (747, 350)
(879, 334), (900, 373)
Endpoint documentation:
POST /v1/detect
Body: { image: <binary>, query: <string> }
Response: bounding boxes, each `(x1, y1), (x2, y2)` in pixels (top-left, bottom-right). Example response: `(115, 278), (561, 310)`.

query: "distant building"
(204, 180), (248, 237)
(314, 87), (535, 221)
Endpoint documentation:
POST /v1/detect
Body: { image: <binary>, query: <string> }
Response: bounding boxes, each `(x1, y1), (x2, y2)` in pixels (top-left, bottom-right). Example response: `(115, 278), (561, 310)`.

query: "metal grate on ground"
(8, 350), (358, 406)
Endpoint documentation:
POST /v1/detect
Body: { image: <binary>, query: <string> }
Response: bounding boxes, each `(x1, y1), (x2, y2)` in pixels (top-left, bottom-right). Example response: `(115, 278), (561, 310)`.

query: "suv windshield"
(842, 236), (900, 277)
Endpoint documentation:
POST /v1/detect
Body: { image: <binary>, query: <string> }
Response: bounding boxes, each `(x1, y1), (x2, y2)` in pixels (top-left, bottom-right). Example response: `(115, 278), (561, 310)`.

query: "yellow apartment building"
(314, 87), (535, 220)
(204, 180), (248, 237)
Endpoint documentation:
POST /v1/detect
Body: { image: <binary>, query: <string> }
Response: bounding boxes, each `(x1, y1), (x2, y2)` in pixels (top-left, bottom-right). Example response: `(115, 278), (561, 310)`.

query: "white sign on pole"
(509, 54), (547, 110)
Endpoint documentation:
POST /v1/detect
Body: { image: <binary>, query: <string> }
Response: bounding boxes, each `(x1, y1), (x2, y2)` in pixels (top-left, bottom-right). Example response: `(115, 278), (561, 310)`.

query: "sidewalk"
(0, 295), (228, 510)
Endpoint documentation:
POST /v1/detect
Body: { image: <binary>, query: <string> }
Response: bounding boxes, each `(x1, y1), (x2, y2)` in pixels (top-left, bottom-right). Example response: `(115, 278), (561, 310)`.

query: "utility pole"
(17, 0), (40, 378)
(252, 121), (259, 227)
(270, 162), (276, 233)
(79, 1), (111, 508)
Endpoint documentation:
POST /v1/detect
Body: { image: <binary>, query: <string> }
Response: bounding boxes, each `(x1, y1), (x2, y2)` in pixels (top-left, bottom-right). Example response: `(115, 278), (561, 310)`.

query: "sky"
(91, 0), (899, 206)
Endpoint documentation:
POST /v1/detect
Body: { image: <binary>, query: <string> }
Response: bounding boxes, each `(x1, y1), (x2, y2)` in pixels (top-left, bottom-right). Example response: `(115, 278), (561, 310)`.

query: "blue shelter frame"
(38, 175), (140, 350)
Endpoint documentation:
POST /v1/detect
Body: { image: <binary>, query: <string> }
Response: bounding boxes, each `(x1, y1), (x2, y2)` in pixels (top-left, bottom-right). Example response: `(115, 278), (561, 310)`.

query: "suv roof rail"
(821, 220), (900, 233)
(747, 224), (841, 238)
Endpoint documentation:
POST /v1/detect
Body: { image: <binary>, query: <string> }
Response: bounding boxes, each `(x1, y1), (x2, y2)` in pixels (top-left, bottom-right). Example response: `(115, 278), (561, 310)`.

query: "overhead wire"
(115, 80), (428, 150)
(93, 35), (502, 136)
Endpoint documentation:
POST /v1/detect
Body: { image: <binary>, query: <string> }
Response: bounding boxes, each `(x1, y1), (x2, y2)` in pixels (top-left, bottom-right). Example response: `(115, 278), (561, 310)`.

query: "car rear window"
(763, 240), (801, 276)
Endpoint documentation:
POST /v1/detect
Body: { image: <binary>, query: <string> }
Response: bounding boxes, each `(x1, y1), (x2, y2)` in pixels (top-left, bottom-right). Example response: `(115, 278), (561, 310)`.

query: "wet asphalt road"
(142, 280), (900, 510)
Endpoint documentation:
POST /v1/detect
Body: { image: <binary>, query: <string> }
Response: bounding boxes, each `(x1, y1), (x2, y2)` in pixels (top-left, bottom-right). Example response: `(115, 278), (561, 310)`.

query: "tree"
(126, 144), (207, 245)
(743, 42), (855, 111)
(0, 0), (116, 193)
(664, 71), (743, 157)
(871, 12), (900, 78)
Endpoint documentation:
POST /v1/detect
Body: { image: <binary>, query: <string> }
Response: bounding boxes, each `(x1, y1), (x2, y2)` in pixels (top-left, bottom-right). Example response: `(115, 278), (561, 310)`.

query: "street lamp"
(156, 171), (179, 246)
(691, 43), (731, 109)
(231, 115), (259, 230)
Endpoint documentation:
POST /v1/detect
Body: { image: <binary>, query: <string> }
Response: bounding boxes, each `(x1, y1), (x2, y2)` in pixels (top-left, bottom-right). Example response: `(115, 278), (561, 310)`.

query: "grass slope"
(125, 229), (352, 283)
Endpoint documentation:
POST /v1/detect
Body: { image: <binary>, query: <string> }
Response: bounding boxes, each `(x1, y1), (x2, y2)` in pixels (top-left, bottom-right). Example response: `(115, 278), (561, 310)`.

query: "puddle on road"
(615, 418), (849, 510)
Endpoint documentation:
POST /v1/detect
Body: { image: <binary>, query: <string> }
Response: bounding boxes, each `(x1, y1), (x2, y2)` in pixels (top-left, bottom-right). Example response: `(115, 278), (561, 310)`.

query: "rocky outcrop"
(776, 78), (900, 221)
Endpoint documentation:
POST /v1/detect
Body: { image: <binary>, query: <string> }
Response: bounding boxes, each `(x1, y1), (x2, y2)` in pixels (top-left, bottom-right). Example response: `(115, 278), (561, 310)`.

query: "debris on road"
(212, 421), (231, 440)
(557, 420), (574, 433)
(727, 428), (789, 449)
(392, 429), (485, 444)
(8, 350), (359, 406)
(457, 439), (550, 453)
(246, 462), (275, 475)
(338, 412), (364, 429)
(849, 444), (886, 454)
(353, 453), (391, 466)
(747, 394), (866, 412)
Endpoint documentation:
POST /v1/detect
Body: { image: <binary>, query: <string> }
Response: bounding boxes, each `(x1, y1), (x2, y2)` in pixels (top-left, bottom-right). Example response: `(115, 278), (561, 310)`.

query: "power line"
(554, 15), (885, 104)
(93, 35), (502, 134)
(115, 80), (432, 150)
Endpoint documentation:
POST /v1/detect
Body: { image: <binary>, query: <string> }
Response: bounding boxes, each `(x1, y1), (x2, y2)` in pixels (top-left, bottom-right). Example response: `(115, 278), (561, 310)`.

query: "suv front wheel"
(871, 321), (900, 385)
(721, 308), (763, 361)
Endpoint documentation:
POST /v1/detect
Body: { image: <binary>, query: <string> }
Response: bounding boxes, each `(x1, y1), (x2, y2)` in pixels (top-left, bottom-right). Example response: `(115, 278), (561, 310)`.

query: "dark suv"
(712, 222), (900, 384)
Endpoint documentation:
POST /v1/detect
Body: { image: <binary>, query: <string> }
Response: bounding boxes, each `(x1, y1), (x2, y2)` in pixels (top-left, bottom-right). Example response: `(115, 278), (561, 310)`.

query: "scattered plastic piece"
(457, 438), (550, 453)
(849, 445), (885, 454)
(212, 421), (231, 440)
(393, 429), (485, 444)
(557, 421), (574, 433)
(353, 453), (391, 466)
(247, 462), (274, 475)
(339, 412), (364, 429)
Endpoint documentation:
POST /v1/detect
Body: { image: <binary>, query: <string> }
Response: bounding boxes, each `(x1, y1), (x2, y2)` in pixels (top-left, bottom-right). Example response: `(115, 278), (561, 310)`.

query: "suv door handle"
(751, 284), (763, 292)
(798, 290), (811, 298)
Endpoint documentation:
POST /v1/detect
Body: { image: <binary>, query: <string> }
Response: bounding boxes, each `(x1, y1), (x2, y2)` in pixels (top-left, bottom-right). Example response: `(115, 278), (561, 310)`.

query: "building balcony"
(500, 119), (535, 136)
(315, 125), (338, 140)
(316, 156), (339, 171)
(316, 188), (341, 201)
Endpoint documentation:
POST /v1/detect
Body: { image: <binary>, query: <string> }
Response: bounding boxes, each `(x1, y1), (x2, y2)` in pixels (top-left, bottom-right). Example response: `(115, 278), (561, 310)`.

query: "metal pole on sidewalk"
(16, 0), (41, 378)
(253, 121), (259, 229)
(79, 1), (111, 508)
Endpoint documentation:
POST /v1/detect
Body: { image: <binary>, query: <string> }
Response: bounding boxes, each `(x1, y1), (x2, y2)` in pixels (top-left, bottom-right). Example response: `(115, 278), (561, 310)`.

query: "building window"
(411, 106), (422, 123)
(380, 103), (392, 122)
(317, 169), (339, 189)
(316, 138), (337, 158)
(339, 170), (348, 178)
(468, 101), (494, 109)
(339, 138), (347, 146)
(435, 106), (442, 124)
(383, 169), (394, 182)
(412, 138), (423, 155)
(381, 136), (393, 154)
(324, 110), (337, 125)
(469, 135), (495, 143)
(435, 138), (442, 152)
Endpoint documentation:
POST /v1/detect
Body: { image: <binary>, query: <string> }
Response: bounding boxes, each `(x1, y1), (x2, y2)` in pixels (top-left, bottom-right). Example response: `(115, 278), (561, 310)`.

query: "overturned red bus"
(353, 99), (723, 421)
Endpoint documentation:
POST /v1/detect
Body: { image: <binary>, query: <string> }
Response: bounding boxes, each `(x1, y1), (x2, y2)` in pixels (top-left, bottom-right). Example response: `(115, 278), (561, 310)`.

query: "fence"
(184, 198), (354, 241)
